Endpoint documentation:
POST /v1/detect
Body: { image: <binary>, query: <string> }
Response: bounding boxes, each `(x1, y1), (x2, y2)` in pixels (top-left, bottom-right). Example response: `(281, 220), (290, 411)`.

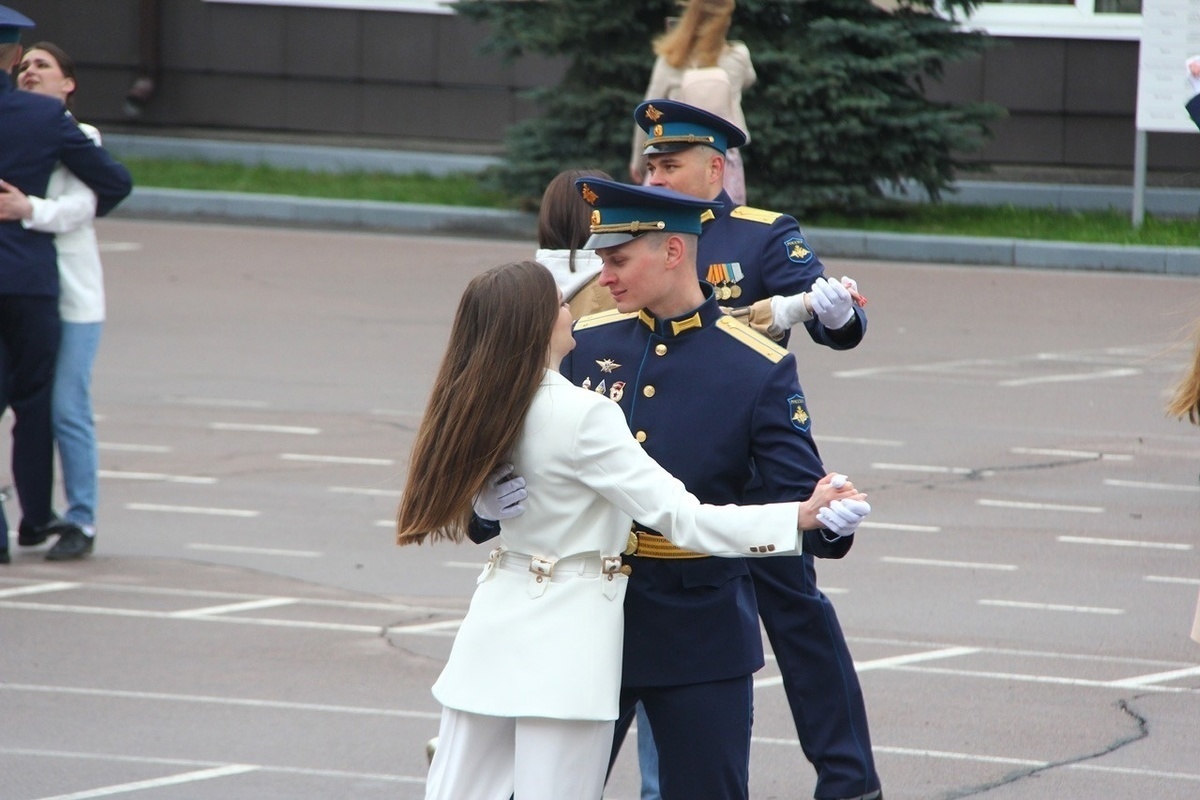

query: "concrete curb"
(112, 187), (1200, 276)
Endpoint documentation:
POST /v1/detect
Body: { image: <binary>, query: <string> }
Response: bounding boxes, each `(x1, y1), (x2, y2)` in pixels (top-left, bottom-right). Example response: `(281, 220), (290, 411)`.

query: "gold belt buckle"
(624, 531), (639, 556)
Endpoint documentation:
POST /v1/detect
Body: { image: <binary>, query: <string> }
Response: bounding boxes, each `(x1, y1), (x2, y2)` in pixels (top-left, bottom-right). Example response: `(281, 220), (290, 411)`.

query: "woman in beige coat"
(396, 260), (868, 800)
(630, 0), (755, 203)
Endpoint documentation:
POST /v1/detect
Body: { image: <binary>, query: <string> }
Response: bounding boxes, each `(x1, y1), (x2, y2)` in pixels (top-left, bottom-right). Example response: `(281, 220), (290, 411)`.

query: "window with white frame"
(968, 0), (1143, 39)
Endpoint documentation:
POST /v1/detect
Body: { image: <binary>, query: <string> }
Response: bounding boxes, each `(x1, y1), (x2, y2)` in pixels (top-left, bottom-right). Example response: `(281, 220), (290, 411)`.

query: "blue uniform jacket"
(698, 190), (865, 349)
(559, 285), (850, 688)
(0, 80), (132, 296)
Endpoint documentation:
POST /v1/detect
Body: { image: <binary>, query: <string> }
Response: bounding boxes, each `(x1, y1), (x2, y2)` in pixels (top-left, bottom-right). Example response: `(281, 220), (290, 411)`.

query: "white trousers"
(425, 706), (613, 800)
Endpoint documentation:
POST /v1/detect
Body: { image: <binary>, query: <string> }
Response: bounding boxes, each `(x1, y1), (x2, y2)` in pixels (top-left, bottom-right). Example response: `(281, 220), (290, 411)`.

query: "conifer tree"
(457, 0), (1000, 214)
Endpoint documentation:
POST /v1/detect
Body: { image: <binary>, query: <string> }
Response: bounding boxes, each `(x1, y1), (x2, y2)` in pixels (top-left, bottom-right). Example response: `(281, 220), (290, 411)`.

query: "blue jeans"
(52, 321), (101, 529)
(636, 701), (661, 800)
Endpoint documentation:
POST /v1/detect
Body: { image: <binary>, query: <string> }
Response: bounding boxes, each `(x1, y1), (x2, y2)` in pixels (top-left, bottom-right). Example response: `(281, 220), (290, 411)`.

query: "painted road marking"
(816, 435), (904, 447)
(126, 503), (258, 517)
(186, 543), (320, 557)
(97, 442), (173, 453)
(979, 599), (1123, 615)
(871, 462), (974, 474)
(1107, 665), (1200, 688)
(881, 556), (1017, 571)
(999, 367), (1139, 387)
(1012, 447), (1132, 461)
(171, 397), (269, 409)
(210, 422), (321, 435)
(32, 765), (259, 799)
(1058, 535), (1192, 551)
(170, 598), (299, 618)
(978, 498), (1104, 513)
(1145, 575), (1200, 586)
(859, 521), (941, 532)
(754, 646), (977, 689)
(281, 453), (394, 465)
(330, 486), (402, 497)
(0, 582), (80, 598)
(1105, 478), (1200, 493)
(100, 470), (216, 484)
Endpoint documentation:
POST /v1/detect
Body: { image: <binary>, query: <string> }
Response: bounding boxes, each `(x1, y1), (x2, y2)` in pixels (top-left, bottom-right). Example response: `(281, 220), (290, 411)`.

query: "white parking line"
(0, 682), (443, 720)
(881, 556), (1017, 571)
(186, 543), (321, 557)
(859, 521), (941, 532)
(126, 503), (259, 517)
(1145, 575), (1200, 586)
(281, 453), (394, 465)
(871, 463), (973, 474)
(754, 646), (975, 689)
(0, 601), (382, 633)
(32, 764), (258, 800)
(170, 598), (299, 618)
(1011, 447), (1132, 461)
(1105, 478), (1200, 493)
(97, 442), (173, 453)
(210, 422), (321, 435)
(816, 435), (904, 447)
(1058, 535), (1192, 551)
(0, 581), (80, 599)
(999, 367), (1139, 387)
(1107, 665), (1200, 688)
(330, 486), (402, 497)
(100, 470), (216, 484)
(979, 599), (1123, 615)
(978, 498), (1104, 513)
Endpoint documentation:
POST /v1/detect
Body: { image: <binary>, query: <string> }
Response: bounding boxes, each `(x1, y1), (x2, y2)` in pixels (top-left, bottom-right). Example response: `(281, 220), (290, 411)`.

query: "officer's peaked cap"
(574, 177), (722, 251)
(0, 4), (33, 44)
(635, 99), (747, 156)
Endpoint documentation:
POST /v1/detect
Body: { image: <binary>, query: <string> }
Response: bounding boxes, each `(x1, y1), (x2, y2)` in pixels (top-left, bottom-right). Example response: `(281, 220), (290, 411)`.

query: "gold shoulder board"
(730, 206), (784, 225)
(574, 309), (639, 331)
(715, 315), (786, 363)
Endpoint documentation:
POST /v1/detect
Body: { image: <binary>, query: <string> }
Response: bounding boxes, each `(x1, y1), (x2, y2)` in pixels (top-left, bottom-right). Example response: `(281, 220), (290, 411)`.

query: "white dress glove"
(472, 463), (528, 521)
(816, 498), (871, 539)
(767, 292), (813, 337)
(809, 276), (855, 330)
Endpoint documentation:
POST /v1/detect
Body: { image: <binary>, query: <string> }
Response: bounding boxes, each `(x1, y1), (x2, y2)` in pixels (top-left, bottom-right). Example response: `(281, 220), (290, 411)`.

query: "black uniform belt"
(624, 528), (707, 559)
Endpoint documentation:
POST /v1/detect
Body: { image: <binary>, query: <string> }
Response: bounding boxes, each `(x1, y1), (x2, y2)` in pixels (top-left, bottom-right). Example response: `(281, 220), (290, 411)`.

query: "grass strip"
(125, 158), (1200, 247)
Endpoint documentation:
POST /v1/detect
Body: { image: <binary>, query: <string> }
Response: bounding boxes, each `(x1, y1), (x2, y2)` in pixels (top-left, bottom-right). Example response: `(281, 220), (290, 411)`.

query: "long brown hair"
(1166, 320), (1200, 425)
(654, 0), (735, 69)
(396, 261), (559, 545)
(537, 168), (612, 273)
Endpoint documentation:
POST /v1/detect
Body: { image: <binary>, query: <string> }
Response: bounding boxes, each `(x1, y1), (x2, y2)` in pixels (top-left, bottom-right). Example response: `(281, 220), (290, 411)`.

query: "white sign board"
(1135, 0), (1200, 134)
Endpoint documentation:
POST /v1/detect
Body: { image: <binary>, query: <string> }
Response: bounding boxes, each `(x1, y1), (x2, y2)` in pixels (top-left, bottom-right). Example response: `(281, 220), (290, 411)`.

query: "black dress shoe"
(45, 525), (94, 561)
(17, 516), (61, 547)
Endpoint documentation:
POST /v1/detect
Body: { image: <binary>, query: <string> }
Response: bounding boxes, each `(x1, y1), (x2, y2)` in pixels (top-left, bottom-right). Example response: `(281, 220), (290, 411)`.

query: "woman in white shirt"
(0, 42), (104, 560)
(395, 260), (869, 800)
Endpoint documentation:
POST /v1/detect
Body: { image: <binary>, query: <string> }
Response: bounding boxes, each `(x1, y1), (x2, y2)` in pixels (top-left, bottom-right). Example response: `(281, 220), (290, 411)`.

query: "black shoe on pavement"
(45, 525), (94, 561)
(0, 549), (10, 564)
(18, 516), (62, 547)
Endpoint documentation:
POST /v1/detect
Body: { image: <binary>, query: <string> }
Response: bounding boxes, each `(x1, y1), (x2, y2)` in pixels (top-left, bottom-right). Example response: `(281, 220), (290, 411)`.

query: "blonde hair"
(396, 262), (559, 545)
(1166, 321), (1200, 425)
(654, 0), (735, 69)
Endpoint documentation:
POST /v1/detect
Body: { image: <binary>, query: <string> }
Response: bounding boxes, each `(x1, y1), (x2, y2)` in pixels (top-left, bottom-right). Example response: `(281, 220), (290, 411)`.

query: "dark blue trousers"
(750, 554), (880, 799)
(612, 674), (754, 800)
(0, 295), (60, 541)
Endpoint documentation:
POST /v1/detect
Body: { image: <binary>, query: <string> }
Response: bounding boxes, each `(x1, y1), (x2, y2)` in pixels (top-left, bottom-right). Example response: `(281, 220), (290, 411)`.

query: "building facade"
(17, 0), (1199, 171)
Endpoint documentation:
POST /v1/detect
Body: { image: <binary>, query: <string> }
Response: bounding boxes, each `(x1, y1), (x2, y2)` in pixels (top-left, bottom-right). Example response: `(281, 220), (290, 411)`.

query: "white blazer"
(432, 370), (803, 721)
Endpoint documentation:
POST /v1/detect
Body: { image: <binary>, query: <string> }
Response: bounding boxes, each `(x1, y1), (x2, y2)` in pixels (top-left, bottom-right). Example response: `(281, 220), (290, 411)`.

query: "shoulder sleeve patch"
(730, 206), (784, 225)
(573, 309), (639, 331)
(715, 315), (787, 363)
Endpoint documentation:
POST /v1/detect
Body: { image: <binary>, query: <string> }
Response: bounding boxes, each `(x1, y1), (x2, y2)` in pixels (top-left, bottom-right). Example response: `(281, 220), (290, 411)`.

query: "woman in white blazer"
(396, 261), (869, 800)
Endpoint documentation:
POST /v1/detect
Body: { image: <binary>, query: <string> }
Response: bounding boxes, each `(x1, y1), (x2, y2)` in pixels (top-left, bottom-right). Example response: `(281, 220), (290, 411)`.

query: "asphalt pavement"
(1, 219), (1199, 799)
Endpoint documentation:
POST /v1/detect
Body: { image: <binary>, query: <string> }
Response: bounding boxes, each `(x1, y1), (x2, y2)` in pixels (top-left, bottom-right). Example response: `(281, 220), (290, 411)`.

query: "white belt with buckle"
(479, 548), (624, 599)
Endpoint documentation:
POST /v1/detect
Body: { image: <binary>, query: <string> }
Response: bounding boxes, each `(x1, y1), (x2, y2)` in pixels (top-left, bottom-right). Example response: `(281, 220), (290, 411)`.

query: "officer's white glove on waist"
(809, 276), (855, 330)
(767, 292), (813, 338)
(816, 498), (871, 539)
(472, 463), (527, 521)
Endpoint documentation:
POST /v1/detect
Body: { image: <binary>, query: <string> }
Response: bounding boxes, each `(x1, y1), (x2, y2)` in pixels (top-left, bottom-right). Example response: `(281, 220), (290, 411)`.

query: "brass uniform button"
(620, 565), (633, 577)
(635, 430), (647, 443)
(643, 385), (656, 398)
(655, 344), (667, 356)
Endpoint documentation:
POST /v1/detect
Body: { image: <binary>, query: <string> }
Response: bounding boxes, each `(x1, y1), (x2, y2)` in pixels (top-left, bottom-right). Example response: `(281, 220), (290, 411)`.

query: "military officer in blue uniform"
(0, 4), (133, 563)
(562, 178), (863, 800)
(635, 100), (881, 800)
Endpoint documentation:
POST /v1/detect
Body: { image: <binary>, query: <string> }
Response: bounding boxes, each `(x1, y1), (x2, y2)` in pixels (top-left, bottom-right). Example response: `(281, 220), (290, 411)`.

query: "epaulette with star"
(714, 315), (787, 363)
(730, 206), (785, 225)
